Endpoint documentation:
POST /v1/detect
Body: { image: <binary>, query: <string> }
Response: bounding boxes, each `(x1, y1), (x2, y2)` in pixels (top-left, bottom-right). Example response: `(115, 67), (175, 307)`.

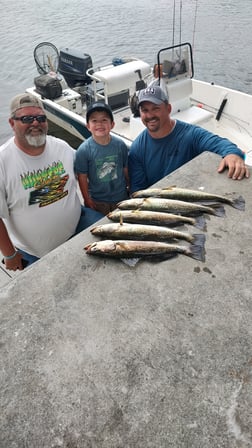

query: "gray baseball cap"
(10, 93), (44, 116)
(138, 86), (168, 106)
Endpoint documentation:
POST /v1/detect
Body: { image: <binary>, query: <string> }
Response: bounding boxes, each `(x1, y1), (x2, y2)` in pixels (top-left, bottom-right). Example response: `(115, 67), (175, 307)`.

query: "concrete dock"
(1, 153), (252, 447)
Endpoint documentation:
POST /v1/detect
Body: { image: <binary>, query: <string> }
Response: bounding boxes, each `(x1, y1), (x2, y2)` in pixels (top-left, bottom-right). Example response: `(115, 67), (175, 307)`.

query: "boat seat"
(167, 77), (193, 112)
(161, 75), (213, 124)
(172, 105), (213, 125)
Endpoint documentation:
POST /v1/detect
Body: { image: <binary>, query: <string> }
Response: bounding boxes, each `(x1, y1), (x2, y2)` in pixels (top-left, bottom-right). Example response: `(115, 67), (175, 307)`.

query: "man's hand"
(218, 154), (250, 180)
(3, 251), (24, 271)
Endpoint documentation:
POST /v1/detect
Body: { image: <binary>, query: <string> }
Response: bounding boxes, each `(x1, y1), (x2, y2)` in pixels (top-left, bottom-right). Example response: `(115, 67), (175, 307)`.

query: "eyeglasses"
(12, 115), (47, 124)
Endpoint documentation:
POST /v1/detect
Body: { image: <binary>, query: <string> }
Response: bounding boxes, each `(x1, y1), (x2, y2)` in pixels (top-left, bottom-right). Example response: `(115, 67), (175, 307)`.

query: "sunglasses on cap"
(12, 115), (47, 124)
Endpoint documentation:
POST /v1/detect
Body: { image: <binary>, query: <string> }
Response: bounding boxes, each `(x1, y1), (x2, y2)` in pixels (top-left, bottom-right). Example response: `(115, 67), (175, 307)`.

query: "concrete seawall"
(1, 153), (252, 447)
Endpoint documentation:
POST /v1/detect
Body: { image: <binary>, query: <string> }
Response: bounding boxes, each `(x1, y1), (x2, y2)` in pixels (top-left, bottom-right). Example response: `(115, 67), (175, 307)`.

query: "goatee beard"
(25, 133), (46, 147)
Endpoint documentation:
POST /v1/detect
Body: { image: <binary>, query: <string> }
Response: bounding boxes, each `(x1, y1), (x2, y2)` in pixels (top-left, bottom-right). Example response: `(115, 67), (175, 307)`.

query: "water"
(1, 0), (252, 146)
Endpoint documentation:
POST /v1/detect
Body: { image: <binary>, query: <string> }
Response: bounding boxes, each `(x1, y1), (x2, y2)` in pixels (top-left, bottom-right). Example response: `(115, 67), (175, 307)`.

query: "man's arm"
(0, 218), (23, 270)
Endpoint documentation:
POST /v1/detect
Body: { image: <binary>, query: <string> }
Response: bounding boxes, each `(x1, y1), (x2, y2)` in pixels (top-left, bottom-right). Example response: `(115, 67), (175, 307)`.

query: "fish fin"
(194, 215), (207, 231)
(188, 242), (206, 262)
(231, 196), (245, 211)
(124, 253), (178, 264)
(150, 253), (178, 262)
(192, 234), (206, 249)
(122, 253), (178, 265)
(121, 258), (140, 267)
(212, 205), (226, 217)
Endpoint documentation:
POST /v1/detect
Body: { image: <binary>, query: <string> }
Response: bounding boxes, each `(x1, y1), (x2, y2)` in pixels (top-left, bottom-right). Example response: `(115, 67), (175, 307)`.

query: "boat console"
(155, 42), (194, 113)
(154, 43), (213, 124)
(86, 59), (151, 110)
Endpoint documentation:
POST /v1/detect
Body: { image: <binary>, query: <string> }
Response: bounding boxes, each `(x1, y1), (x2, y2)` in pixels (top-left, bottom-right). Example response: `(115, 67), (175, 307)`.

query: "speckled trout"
(117, 197), (225, 217)
(90, 222), (206, 247)
(107, 209), (206, 231)
(85, 239), (205, 262)
(132, 186), (245, 211)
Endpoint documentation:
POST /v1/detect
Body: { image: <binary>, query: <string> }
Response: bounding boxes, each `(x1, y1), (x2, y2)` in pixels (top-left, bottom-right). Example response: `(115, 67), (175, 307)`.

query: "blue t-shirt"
(128, 120), (245, 193)
(74, 135), (128, 202)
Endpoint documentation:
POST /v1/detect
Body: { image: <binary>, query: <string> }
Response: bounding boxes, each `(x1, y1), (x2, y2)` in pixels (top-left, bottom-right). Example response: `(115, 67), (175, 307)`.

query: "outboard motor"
(58, 48), (93, 88)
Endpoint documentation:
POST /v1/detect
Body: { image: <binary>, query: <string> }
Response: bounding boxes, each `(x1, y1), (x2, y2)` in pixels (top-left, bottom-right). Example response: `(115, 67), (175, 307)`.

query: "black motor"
(58, 48), (93, 88)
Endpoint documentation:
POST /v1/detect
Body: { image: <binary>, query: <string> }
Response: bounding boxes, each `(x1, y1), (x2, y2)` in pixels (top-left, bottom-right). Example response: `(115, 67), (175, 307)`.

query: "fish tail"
(194, 215), (207, 231)
(231, 195), (245, 211)
(192, 233), (206, 248)
(188, 241), (206, 262)
(212, 205), (226, 217)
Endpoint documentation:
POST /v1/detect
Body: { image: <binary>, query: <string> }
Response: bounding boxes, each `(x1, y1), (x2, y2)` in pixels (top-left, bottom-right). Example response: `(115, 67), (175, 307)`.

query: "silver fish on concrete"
(85, 239), (205, 262)
(117, 197), (225, 217)
(132, 186), (245, 211)
(90, 222), (206, 247)
(107, 209), (207, 231)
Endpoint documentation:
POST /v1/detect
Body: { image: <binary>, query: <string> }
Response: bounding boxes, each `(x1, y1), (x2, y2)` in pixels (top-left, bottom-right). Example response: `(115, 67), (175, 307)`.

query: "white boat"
(26, 41), (252, 166)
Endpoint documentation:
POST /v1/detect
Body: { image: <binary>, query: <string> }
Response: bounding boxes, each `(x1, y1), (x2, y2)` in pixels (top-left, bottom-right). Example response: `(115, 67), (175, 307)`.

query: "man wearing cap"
(75, 102), (129, 215)
(128, 85), (249, 193)
(0, 93), (103, 271)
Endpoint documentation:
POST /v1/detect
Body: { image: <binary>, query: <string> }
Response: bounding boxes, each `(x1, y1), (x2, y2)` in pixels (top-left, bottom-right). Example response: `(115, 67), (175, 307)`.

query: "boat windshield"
(155, 42), (193, 83)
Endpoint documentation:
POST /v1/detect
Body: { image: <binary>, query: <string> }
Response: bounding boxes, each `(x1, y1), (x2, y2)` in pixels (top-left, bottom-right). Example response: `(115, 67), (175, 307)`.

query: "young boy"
(75, 102), (130, 215)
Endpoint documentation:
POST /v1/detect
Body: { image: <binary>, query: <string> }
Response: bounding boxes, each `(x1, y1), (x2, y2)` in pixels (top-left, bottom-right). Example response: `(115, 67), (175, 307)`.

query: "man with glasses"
(0, 93), (103, 271)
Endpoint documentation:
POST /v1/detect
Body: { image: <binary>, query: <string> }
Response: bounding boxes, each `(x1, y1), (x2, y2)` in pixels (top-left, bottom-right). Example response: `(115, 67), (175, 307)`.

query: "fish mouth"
(85, 240), (117, 254)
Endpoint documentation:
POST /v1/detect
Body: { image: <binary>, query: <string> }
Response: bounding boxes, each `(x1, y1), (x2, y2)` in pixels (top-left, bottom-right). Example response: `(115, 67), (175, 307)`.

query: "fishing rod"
(172, 0), (183, 59)
(192, 0), (199, 52)
(172, 0), (199, 54)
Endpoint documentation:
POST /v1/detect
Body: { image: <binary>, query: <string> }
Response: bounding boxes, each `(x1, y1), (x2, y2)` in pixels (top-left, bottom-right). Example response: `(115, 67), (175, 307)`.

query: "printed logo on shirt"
(96, 155), (118, 182)
(20, 160), (69, 207)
